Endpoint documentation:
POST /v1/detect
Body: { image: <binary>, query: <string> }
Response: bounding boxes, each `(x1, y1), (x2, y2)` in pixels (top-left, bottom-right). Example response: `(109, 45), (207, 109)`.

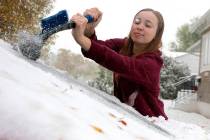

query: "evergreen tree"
(0, 0), (54, 43)
(160, 55), (190, 99)
(88, 66), (113, 94)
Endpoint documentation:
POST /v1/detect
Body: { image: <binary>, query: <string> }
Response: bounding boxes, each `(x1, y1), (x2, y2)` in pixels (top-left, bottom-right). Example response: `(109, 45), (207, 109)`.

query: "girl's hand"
(83, 7), (103, 37)
(71, 13), (91, 51)
(71, 13), (88, 43)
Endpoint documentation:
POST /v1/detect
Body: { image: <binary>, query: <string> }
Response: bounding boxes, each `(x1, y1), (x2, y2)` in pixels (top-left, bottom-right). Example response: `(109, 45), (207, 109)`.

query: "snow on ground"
(0, 39), (210, 140)
(164, 99), (210, 134)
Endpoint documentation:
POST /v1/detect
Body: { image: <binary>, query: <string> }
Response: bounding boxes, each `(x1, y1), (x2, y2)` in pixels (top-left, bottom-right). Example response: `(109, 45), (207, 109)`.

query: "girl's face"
(130, 11), (158, 46)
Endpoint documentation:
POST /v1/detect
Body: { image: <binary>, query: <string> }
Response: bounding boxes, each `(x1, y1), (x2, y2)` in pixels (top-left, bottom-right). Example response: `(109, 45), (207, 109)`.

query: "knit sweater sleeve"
(86, 33), (124, 52)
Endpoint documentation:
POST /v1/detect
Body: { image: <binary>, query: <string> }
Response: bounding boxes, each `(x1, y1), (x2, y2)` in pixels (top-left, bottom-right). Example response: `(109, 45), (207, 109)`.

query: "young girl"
(71, 8), (168, 120)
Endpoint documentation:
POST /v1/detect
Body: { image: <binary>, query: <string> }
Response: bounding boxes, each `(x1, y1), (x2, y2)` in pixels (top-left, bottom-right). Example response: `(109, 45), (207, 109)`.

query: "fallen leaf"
(119, 119), (127, 126)
(109, 112), (117, 118)
(90, 125), (104, 133)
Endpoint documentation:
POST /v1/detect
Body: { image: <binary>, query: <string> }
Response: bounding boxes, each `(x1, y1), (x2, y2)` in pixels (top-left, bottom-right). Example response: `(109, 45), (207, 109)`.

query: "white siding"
(175, 54), (199, 75)
(201, 31), (210, 72)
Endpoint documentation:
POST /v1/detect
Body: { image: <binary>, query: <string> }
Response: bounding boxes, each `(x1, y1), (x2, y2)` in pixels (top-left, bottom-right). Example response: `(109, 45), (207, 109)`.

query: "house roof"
(163, 51), (187, 58)
(191, 9), (210, 34)
(187, 40), (201, 53)
(163, 51), (199, 74)
(188, 9), (210, 53)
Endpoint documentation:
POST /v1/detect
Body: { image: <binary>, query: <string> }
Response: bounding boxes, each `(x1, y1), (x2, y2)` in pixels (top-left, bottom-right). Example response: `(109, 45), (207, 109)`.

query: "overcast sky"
(49, 0), (210, 53)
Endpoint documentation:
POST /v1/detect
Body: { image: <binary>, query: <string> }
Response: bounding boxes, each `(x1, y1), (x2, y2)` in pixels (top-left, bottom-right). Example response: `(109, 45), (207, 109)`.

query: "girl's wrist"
(77, 35), (91, 51)
(84, 28), (95, 37)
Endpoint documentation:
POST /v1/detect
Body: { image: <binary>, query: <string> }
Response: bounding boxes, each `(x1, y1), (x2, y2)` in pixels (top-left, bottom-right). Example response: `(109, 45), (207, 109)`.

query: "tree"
(160, 55), (190, 99)
(53, 49), (98, 80)
(54, 49), (72, 73)
(168, 42), (178, 51)
(40, 45), (52, 64)
(88, 66), (113, 94)
(169, 17), (200, 52)
(0, 0), (54, 43)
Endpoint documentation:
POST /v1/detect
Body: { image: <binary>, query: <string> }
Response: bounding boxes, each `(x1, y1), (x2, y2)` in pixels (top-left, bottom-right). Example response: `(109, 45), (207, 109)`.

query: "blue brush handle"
(67, 15), (94, 28)
(85, 15), (94, 23)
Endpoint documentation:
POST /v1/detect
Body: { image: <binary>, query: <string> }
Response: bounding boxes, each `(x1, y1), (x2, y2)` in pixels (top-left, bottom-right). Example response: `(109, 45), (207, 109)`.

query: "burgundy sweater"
(82, 35), (168, 120)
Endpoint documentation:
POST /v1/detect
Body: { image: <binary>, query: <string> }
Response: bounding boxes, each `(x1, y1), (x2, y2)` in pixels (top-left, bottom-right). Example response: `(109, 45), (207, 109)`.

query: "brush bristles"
(18, 31), (43, 60)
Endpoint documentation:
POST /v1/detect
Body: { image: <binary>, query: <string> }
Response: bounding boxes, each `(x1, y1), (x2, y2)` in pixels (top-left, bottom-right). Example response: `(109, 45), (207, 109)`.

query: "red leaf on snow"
(119, 119), (127, 126)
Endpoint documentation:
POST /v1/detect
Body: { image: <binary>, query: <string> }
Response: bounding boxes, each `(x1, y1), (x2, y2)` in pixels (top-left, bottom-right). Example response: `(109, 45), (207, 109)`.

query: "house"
(175, 53), (199, 75)
(163, 51), (199, 75)
(188, 9), (210, 104)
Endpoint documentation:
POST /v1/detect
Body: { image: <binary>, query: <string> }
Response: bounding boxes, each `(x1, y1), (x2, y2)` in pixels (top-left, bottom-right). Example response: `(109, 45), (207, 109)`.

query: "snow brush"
(18, 10), (94, 61)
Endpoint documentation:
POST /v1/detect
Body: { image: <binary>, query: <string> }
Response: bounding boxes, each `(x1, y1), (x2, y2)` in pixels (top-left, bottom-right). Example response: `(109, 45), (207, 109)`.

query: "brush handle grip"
(85, 15), (94, 23)
(67, 15), (94, 29)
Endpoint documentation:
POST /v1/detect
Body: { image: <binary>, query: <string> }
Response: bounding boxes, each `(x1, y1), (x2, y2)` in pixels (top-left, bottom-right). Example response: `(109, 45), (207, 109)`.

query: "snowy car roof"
(1, 39), (209, 140)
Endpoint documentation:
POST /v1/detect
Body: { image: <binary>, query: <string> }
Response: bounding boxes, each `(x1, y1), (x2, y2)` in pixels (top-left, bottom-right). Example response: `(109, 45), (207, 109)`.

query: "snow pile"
(148, 117), (207, 140)
(163, 99), (210, 134)
(0, 39), (210, 140)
